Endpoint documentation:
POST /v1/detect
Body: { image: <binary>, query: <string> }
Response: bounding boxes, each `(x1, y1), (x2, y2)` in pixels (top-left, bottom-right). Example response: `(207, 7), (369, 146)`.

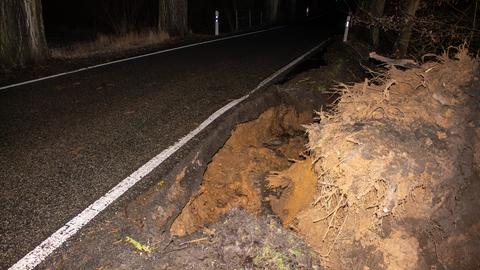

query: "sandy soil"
(170, 106), (312, 236)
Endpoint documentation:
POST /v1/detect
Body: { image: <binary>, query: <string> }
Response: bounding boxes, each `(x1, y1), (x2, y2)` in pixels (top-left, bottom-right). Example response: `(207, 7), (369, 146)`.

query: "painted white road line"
(8, 40), (326, 270)
(0, 26), (286, 91)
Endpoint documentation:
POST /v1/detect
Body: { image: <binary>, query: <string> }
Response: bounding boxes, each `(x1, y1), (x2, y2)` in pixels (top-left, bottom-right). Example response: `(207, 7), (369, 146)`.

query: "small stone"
(437, 132), (447, 140)
(424, 137), (433, 146)
(432, 92), (457, 106)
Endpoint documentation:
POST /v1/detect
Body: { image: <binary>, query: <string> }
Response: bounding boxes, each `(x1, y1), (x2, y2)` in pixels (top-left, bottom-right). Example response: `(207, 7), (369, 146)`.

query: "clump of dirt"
(170, 106), (314, 236)
(297, 48), (480, 269)
(157, 209), (321, 269)
(267, 156), (317, 226)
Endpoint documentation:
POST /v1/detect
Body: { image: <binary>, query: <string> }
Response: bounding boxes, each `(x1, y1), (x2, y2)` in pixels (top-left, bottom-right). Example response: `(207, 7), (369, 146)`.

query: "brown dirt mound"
(298, 49), (480, 269)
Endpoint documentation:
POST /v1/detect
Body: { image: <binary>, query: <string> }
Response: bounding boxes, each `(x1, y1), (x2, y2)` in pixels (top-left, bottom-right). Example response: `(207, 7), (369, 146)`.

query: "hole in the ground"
(277, 47), (328, 84)
(170, 105), (317, 236)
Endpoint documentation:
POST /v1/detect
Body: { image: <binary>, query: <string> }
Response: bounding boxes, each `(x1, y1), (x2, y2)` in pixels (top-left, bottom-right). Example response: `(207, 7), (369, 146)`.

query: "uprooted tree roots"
(169, 49), (480, 269)
(302, 49), (480, 269)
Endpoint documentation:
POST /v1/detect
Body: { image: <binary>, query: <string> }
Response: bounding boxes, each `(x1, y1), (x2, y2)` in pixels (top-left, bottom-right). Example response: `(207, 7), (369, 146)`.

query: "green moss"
(254, 245), (290, 270)
(317, 84), (327, 92)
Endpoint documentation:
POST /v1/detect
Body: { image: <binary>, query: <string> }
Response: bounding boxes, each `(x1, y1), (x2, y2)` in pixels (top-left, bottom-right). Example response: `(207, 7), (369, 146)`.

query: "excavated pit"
(170, 105), (318, 236)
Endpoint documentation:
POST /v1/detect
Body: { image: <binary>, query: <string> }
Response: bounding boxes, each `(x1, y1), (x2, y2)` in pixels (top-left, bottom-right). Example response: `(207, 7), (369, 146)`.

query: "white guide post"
(343, 12), (352, 42)
(215, 10), (220, 36)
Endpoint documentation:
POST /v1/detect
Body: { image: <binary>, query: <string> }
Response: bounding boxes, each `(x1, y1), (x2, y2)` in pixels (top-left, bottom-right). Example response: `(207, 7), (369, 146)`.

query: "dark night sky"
(41, 0), (349, 45)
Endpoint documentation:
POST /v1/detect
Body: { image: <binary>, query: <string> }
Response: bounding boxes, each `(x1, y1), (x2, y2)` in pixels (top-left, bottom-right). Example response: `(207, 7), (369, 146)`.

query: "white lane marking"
(8, 40), (326, 270)
(0, 26), (286, 91)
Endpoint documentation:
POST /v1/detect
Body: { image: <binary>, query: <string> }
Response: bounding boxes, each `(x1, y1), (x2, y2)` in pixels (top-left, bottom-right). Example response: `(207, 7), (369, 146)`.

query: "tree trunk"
(370, 0), (385, 48)
(0, 0), (47, 69)
(396, 0), (421, 58)
(221, 1), (234, 33)
(267, 0), (279, 23)
(289, 0), (297, 22)
(233, 0), (238, 30)
(470, 0), (478, 42)
(158, 0), (188, 37)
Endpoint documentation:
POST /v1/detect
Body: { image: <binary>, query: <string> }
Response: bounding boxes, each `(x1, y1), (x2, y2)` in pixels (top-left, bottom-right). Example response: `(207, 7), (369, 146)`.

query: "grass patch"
(51, 30), (170, 59)
(254, 245), (290, 270)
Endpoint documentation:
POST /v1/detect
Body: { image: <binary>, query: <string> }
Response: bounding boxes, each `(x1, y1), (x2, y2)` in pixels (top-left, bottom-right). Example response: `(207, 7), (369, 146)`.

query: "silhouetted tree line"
(0, 0), (326, 69)
(355, 0), (480, 57)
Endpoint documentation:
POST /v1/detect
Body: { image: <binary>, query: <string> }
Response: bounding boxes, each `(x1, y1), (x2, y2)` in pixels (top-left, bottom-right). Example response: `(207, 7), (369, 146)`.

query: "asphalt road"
(0, 20), (335, 269)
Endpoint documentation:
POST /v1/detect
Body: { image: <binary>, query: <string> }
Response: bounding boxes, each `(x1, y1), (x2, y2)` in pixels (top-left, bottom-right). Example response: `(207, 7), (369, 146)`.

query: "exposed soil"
(170, 106), (313, 236)
(164, 45), (480, 269)
(299, 49), (480, 269)
(48, 38), (478, 270)
(267, 156), (317, 226)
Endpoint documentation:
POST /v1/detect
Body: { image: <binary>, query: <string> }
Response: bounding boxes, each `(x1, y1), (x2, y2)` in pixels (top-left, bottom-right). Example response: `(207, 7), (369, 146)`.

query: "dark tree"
(395, 0), (420, 57)
(267, 0), (279, 23)
(370, 0), (385, 48)
(158, 0), (188, 37)
(101, 0), (146, 35)
(289, 0), (297, 22)
(0, 0), (47, 69)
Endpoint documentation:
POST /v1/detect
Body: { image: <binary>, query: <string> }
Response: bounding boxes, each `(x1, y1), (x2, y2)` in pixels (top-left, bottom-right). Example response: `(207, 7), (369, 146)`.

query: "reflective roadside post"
(343, 11), (352, 42)
(215, 10), (220, 36)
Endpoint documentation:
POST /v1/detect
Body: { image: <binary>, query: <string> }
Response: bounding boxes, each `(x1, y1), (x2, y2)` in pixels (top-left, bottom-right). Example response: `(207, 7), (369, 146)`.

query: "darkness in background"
(42, 0), (158, 46)
(42, 0), (351, 47)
